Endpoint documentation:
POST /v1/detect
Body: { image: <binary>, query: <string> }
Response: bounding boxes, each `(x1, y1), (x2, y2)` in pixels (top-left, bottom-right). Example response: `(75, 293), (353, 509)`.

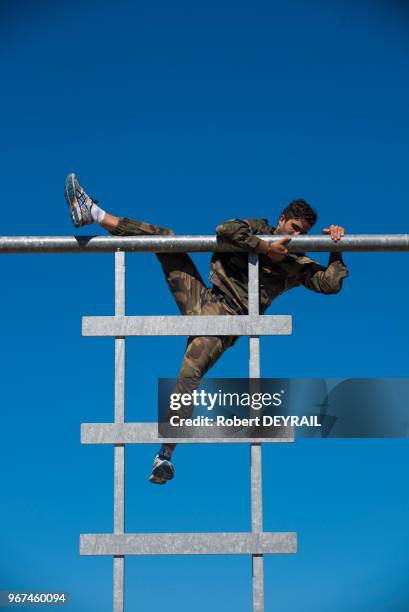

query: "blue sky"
(1, 0), (409, 610)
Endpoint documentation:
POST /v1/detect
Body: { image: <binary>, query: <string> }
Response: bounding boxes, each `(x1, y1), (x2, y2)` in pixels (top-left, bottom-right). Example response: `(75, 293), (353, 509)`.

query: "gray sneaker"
(149, 453), (175, 485)
(64, 173), (98, 228)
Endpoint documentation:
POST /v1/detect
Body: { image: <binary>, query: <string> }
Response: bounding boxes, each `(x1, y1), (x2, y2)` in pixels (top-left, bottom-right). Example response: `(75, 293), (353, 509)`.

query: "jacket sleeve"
(215, 218), (269, 252)
(298, 252), (349, 294)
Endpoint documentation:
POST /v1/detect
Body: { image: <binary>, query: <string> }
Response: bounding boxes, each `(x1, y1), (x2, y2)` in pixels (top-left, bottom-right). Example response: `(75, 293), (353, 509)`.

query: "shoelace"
(78, 189), (98, 209)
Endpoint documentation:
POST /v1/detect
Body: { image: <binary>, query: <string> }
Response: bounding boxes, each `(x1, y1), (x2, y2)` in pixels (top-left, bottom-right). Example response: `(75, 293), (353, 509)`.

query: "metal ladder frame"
(80, 251), (296, 612)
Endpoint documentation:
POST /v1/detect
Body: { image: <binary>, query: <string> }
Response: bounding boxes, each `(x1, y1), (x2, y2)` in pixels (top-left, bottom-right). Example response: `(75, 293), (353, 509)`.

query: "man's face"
(275, 214), (312, 236)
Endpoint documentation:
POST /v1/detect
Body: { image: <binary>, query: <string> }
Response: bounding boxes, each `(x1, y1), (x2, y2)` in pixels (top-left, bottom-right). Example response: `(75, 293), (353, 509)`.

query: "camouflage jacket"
(210, 218), (349, 314)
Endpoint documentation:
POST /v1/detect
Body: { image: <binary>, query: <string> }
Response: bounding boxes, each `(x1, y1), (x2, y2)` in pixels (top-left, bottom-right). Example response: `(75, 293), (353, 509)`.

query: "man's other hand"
(323, 225), (345, 242)
(256, 237), (290, 262)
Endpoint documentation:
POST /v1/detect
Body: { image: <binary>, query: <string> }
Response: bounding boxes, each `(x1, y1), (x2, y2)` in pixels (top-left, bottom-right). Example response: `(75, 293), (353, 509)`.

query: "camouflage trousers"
(110, 217), (238, 420)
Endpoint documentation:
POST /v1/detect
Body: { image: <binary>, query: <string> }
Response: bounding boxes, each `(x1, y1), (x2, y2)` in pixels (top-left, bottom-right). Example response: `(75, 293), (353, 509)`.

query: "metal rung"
(1, 234), (409, 253)
(80, 532), (297, 556)
(82, 315), (292, 337)
(81, 423), (294, 444)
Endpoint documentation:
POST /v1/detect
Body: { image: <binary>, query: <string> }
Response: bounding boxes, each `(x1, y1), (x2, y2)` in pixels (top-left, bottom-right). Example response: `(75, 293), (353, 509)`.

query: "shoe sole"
(149, 461), (174, 484)
(149, 474), (167, 485)
(64, 173), (81, 228)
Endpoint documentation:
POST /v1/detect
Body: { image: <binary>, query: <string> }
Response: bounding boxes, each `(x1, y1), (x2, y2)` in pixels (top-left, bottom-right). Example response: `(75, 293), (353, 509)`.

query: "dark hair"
(281, 199), (317, 227)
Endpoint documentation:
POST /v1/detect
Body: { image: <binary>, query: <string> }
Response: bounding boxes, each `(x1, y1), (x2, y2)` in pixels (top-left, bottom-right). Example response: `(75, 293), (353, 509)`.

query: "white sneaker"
(64, 172), (98, 228)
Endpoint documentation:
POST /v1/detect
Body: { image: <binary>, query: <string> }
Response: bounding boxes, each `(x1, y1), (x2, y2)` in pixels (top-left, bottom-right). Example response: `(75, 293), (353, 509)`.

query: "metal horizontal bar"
(0, 234), (408, 253)
(80, 532), (297, 556)
(81, 423), (294, 444)
(82, 315), (292, 336)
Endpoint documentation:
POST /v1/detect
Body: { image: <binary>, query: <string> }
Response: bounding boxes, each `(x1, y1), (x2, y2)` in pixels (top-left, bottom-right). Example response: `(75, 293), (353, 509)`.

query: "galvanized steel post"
(114, 252), (126, 612)
(248, 254), (264, 611)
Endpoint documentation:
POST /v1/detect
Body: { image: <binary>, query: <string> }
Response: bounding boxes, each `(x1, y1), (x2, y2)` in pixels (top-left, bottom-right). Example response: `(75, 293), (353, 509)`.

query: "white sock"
(91, 202), (106, 224)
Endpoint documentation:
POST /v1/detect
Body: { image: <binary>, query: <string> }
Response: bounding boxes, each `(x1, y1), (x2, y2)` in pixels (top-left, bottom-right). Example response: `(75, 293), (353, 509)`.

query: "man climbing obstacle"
(64, 172), (348, 484)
